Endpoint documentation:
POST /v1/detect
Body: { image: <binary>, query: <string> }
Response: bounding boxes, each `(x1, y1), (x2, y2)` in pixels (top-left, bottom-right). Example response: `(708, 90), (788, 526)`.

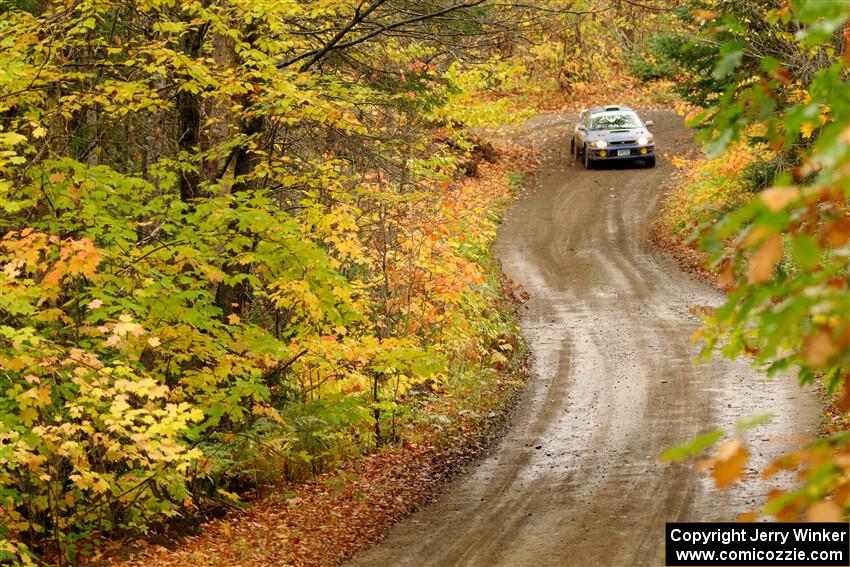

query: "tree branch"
(277, 0), (490, 71)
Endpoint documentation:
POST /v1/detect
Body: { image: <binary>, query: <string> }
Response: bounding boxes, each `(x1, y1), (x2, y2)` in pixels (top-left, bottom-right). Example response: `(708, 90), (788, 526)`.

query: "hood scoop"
(610, 129), (630, 133)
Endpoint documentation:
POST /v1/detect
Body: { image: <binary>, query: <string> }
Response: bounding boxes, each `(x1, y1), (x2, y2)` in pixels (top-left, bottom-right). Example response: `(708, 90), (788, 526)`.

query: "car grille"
(608, 140), (637, 146)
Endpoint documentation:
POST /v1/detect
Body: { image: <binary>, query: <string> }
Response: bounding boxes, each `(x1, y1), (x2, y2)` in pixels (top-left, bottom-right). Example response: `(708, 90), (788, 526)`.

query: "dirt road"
(347, 111), (818, 566)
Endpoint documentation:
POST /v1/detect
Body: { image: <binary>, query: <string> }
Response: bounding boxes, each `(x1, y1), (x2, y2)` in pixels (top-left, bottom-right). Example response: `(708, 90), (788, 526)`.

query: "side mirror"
(644, 120), (654, 127)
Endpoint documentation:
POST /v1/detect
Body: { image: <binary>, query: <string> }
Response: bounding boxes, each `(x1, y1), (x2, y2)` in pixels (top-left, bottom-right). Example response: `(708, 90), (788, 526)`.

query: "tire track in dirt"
(346, 110), (818, 567)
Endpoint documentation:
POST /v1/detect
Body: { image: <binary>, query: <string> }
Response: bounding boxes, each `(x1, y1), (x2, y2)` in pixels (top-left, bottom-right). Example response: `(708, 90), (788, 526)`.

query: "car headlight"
(638, 136), (652, 145)
(592, 140), (607, 149)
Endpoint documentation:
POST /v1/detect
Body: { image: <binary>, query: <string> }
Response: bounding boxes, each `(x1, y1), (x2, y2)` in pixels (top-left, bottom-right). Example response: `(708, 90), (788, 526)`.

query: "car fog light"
(640, 147), (647, 155)
(599, 150), (607, 157)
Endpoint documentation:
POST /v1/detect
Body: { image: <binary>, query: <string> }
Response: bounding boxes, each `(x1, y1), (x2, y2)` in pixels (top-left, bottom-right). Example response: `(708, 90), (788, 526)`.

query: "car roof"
(586, 105), (634, 114)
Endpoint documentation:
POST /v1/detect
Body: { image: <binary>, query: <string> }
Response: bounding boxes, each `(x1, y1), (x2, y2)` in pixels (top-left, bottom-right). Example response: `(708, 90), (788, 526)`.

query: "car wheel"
(583, 145), (593, 169)
(645, 156), (656, 168)
(570, 138), (575, 158)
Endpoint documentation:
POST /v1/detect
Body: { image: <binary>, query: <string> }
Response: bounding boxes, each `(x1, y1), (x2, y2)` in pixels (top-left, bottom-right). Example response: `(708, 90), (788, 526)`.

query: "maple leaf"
(802, 330), (838, 367)
(760, 186), (798, 212)
(709, 440), (750, 489)
(746, 234), (782, 284)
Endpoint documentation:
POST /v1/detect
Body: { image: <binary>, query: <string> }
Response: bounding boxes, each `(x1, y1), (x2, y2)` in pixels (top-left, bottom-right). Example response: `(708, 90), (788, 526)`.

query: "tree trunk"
(214, 26), (263, 320)
(177, 24), (208, 202)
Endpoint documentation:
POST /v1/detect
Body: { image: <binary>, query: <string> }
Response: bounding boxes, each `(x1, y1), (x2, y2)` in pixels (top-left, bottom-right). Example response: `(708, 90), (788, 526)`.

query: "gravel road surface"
(347, 110), (818, 567)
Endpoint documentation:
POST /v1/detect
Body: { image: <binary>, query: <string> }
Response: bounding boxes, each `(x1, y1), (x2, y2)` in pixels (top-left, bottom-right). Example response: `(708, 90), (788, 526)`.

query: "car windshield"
(590, 111), (641, 131)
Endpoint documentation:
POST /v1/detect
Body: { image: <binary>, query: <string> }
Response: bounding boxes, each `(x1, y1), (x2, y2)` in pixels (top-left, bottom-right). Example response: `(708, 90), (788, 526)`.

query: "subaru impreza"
(571, 106), (655, 169)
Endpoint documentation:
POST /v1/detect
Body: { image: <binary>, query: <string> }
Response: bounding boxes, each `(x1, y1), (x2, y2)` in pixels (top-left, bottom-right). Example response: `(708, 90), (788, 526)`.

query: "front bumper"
(588, 145), (654, 161)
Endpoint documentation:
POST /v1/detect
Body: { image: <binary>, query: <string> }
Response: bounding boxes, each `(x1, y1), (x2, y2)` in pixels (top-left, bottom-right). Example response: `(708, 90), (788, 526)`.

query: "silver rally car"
(571, 106), (655, 169)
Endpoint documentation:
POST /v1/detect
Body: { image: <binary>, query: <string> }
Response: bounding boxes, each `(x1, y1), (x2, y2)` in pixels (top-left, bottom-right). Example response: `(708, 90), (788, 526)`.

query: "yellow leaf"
(25, 454), (47, 471)
(670, 155), (687, 169)
(5, 356), (29, 372)
(35, 386), (52, 405)
(93, 477), (110, 494)
(800, 122), (814, 139)
(692, 9), (717, 21)
(20, 386), (51, 406)
(147, 336), (161, 348)
(690, 328), (704, 343)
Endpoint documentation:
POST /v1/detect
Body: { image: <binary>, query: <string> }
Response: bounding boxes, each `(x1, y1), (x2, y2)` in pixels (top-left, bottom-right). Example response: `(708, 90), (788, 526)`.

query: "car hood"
(587, 128), (651, 141)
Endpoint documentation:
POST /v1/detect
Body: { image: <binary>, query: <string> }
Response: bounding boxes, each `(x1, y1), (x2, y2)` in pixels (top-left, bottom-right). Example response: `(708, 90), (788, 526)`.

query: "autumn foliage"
(658, 0), (850, 522)
(6, 0), (819, 561)
(0, 0), (687, 562)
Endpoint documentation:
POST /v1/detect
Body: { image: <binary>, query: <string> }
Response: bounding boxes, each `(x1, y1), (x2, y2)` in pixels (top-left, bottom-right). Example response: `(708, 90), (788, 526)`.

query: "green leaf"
(736, 413), (774, 433)
(660, 430), (723, 462)
(712, 41), (744, 80)
(791, 234), (820, 271)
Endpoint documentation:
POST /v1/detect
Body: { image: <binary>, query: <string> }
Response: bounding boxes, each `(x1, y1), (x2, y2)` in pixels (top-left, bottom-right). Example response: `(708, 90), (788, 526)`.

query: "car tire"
(583, 145), (593, 169)
(645, 156), (656, 168)
(570, 138), (575, 159)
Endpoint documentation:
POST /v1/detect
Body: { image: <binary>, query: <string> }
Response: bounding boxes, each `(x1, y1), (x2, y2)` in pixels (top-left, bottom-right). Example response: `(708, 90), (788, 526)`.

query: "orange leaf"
(833, 484), (850, 507)
(711, 440), (749, 489)
(717, 262), (735, 288)
(760, 186), (798, 212)
(824, 218), (850, 249)
(836, 374), (850, 413)
(807, 501), (843, 522)
(737, 511), (757, 522)
(746, 234), (782, 284)
(802, 330), (838, 368)
(743, 225), (771, 247)
(763, 451), (804, 479)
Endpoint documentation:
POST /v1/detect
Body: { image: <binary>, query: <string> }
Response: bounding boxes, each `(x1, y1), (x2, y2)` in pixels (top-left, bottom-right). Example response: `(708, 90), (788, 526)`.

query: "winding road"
(347, 110), (817, 566)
